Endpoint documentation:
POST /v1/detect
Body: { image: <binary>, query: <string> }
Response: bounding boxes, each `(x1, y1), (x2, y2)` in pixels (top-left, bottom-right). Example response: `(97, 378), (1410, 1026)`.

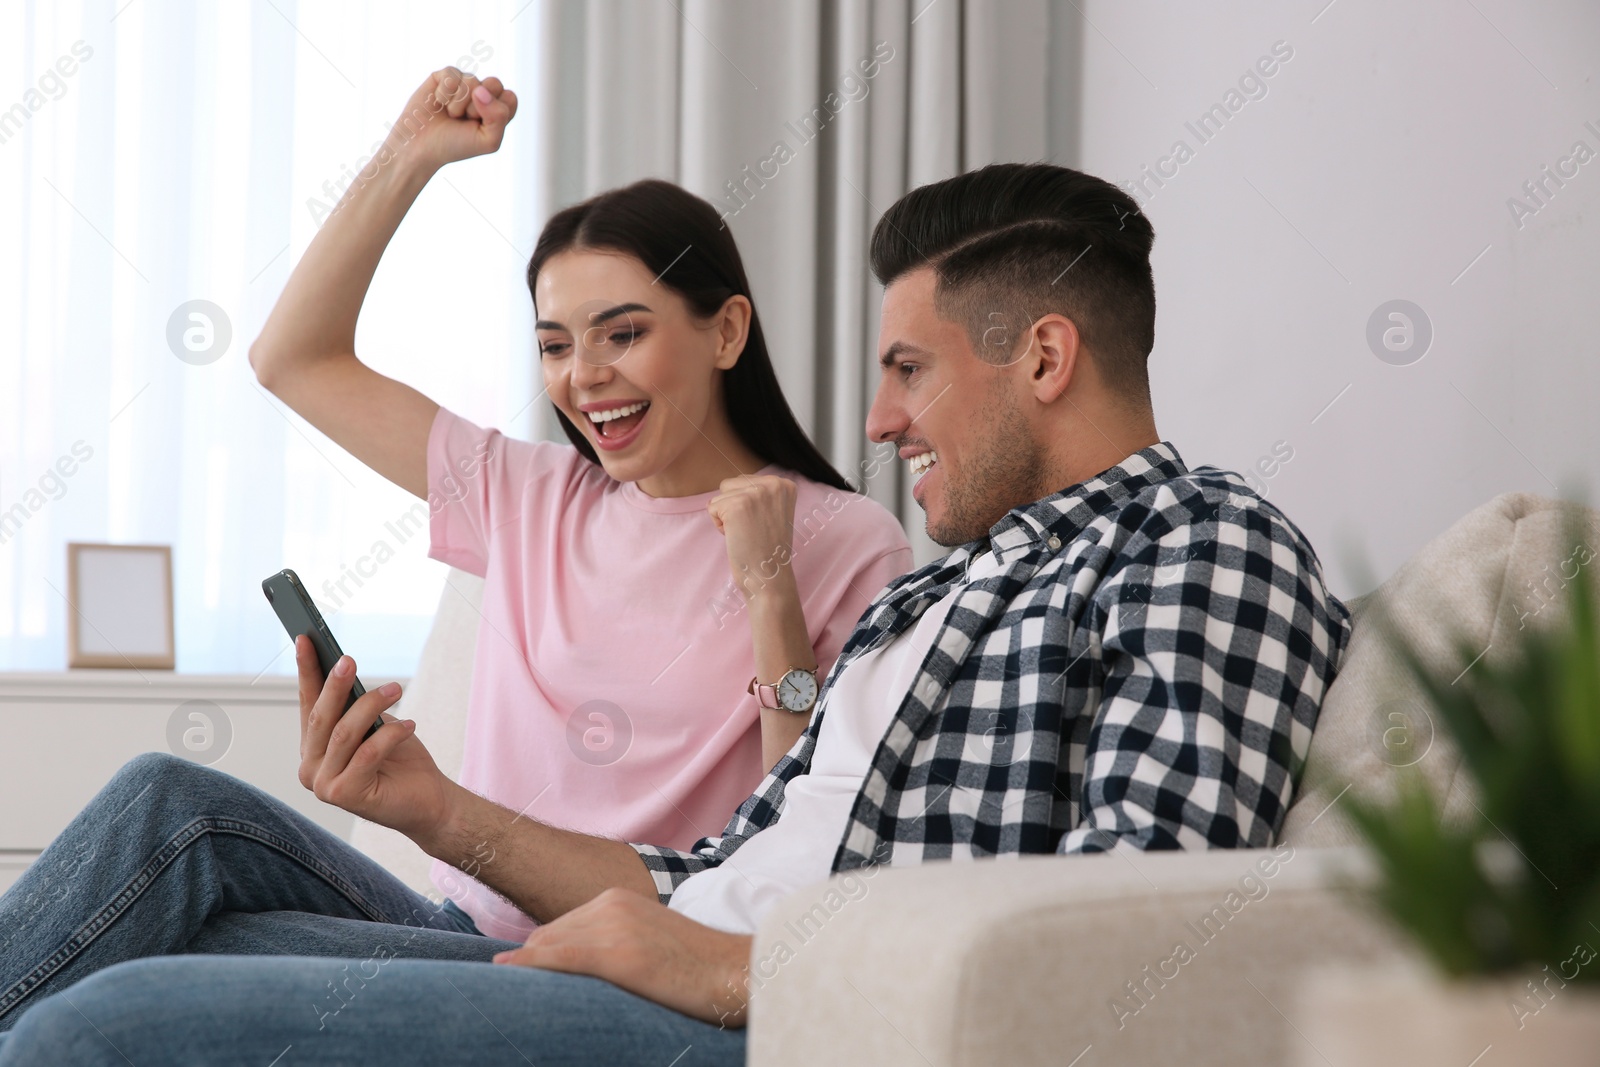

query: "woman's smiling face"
(535, 248), (759, 496)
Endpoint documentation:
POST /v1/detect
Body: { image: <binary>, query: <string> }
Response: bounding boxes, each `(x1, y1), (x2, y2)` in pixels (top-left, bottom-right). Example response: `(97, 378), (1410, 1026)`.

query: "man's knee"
(1, 978), (129, 1065)
(6, 957), (244, 1063)
(108, 751), (251, 818)
(115, 750), (229, 793)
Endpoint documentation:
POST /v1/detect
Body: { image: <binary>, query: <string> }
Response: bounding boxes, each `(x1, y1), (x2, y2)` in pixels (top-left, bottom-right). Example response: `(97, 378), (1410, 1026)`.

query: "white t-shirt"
(669, 548), (1006, 934)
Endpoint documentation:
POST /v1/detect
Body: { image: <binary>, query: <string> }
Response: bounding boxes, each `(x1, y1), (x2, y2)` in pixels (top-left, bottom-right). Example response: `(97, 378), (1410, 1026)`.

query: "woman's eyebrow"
(535, 302), (653, 331)
(591, 302), (651, 323)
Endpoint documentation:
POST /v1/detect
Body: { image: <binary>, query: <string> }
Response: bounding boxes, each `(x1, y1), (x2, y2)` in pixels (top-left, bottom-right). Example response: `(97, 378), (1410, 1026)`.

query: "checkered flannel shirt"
(632, 442), (1352, 899)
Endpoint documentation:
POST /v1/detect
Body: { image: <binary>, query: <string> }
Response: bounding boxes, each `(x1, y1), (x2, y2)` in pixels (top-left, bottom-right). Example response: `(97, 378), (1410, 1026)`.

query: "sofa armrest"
(747, 846), (1409, 1067)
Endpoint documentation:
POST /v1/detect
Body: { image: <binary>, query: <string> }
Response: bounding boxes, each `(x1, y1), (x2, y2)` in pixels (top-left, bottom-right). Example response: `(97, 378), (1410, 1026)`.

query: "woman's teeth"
(909, 451), (938, 477)
(588, 401), (649, 424)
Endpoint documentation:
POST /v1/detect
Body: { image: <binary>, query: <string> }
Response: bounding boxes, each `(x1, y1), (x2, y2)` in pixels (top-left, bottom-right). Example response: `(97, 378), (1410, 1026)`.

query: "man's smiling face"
(865, 266), (1047, 547)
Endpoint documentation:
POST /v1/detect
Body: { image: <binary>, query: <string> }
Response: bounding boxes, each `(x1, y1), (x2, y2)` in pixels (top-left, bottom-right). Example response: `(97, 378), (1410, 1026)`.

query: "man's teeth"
(588, 401), (649, 424)
(909, 451), (938, 477)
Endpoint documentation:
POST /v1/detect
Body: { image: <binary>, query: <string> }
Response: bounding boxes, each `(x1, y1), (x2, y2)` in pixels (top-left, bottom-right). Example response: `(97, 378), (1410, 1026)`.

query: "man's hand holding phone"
(294, 635), (455, 842)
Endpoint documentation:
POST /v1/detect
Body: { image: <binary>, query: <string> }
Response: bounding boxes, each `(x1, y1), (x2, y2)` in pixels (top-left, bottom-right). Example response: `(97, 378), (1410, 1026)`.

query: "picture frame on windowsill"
(65, 542), (175, 670)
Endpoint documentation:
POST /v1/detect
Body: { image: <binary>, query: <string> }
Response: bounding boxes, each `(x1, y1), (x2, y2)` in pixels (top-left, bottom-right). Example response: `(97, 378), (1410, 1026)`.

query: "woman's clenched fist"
(384, 66), (518, 171)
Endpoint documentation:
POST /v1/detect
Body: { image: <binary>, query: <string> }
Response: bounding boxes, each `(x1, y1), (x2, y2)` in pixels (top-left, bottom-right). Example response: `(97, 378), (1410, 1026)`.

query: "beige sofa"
(350, 492), (1598, 1066)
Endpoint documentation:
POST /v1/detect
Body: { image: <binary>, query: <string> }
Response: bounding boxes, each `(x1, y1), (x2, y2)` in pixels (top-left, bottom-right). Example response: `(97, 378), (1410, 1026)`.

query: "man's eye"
(899, 363), (918, 378)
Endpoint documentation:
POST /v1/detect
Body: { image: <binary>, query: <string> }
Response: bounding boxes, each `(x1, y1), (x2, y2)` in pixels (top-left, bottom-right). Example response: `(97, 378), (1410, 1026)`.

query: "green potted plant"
(1298, 510), (1600, 1064)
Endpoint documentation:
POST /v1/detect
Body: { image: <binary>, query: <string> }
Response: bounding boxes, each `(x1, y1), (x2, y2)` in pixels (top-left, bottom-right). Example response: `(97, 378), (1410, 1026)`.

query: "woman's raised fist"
(385, 66), (518, 170)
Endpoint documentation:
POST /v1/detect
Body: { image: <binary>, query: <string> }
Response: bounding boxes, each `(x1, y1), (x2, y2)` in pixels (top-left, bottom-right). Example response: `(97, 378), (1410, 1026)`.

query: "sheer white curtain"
(2, 0), (1084, 675)
(1, 0), (543, 674)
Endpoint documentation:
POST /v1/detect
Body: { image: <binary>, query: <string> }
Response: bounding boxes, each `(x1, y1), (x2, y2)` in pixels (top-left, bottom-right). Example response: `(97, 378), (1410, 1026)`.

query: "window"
(1, 0), (543, 675)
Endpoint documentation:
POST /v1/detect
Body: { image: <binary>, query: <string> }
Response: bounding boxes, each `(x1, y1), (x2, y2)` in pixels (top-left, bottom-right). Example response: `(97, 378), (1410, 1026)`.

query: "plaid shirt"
(632, 442), (1351, 899)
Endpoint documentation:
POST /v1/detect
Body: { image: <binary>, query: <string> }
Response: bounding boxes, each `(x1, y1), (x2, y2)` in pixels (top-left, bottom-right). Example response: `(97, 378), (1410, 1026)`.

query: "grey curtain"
(528, 0), (1083, 562)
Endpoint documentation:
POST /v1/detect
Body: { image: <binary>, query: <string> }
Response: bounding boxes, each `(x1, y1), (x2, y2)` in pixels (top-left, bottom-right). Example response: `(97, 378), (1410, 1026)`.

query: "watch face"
(777, 670), (818, 712)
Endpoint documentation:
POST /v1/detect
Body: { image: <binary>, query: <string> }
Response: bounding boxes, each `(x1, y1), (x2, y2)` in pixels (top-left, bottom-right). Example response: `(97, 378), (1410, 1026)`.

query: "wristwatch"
(748, 667), (820, 714)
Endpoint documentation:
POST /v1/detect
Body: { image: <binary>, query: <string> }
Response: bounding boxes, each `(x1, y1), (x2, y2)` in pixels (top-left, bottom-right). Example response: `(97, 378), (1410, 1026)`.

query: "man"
(0, 162), (1349, 1064)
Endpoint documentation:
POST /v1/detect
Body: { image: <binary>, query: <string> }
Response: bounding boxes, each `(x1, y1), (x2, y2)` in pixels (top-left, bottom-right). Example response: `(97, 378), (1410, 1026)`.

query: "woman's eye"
(609, 329), (640, 345)
(539, 341), (570, 358)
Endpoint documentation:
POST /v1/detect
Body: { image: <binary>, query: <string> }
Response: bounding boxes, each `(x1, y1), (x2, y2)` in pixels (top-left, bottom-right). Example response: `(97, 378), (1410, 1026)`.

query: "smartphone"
(262, 568), (382, 741)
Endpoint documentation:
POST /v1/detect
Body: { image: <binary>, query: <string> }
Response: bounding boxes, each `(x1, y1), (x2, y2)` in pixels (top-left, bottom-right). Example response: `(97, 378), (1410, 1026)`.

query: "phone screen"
(262, 569), (381, 740)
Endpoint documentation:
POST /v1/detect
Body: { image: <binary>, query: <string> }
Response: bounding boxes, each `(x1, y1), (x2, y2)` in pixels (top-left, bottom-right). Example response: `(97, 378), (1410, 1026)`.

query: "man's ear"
(1027, 313), (1080, 404)
(711, 294), (753, 370)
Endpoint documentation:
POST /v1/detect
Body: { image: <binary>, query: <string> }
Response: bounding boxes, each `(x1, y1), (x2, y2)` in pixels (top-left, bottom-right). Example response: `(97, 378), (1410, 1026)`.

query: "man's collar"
(977, 442), (1188, 565)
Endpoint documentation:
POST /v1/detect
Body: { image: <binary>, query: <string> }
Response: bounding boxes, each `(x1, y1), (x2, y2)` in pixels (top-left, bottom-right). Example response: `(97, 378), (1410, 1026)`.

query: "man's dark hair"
(869, 163), (1156, 403)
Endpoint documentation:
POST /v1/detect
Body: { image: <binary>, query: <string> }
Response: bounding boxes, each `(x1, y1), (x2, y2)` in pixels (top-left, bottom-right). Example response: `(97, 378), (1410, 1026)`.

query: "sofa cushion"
(1282, 492), (1600, 847)
(346, 569), (484, 897)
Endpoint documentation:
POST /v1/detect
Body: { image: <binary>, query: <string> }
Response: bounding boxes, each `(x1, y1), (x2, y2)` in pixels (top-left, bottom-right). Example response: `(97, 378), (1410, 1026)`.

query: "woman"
(0, 65), (909, 1030)
(366, 72), (914, 940)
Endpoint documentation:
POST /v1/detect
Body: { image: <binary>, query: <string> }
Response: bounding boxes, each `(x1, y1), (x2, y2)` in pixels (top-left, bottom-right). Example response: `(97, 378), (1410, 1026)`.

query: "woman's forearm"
(748, 575), (817, 770)
(251, 151), (436, 381)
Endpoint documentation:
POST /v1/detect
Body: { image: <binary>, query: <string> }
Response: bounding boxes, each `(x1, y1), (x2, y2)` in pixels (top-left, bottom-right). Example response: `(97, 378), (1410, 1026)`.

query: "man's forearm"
(415, 780), (660, 923)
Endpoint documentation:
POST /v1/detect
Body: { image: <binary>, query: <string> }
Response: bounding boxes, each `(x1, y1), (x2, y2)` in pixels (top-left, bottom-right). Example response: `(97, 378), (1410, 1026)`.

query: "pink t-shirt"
(425, 407), (913, 940)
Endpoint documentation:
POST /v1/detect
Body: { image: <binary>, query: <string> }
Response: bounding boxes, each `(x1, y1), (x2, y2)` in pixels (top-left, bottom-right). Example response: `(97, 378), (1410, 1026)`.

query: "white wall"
(1074, 0), (1600, 597)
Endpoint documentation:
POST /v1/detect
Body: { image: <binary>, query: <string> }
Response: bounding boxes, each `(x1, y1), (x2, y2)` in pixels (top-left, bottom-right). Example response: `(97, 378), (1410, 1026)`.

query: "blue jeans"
(0, 753), (746, 1065)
